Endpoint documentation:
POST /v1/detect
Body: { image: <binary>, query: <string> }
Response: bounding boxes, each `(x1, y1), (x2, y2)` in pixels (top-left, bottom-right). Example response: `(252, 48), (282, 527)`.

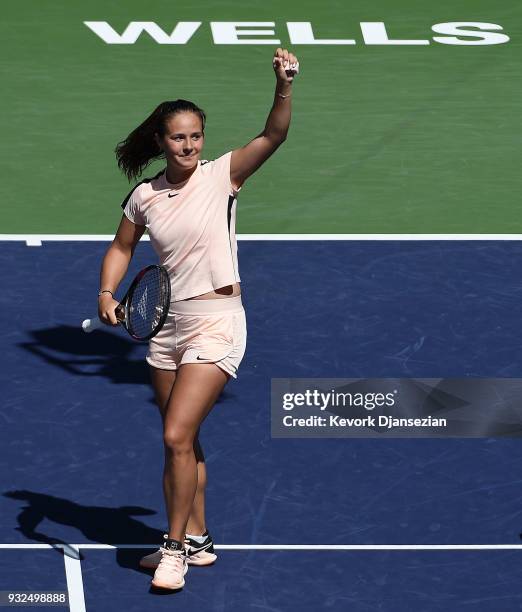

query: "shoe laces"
(158, 547), (186, 572)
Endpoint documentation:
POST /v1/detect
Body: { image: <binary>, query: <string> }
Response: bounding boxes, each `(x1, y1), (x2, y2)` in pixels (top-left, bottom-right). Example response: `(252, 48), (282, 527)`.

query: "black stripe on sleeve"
(227, 194), (236, 275)
(120, 169), (164, 210)
(227, 195), (234, 234)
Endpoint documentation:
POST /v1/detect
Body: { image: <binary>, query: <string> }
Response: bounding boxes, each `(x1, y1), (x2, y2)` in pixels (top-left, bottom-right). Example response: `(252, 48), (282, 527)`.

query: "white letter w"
(83, 21), (202, 44)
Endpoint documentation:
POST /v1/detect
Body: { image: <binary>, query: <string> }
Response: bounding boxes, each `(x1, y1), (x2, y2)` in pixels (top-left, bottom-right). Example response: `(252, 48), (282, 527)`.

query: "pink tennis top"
(121, 151), (241, 302)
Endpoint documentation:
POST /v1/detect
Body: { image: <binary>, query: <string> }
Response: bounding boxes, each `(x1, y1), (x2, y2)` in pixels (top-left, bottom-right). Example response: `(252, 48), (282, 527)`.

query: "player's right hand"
(98, 295), (120, 326)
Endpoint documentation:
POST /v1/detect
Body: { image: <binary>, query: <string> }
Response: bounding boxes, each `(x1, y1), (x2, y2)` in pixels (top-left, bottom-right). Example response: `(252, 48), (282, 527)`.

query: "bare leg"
(187, 437), (207, 535)
(149, 366), (209, 536)
(162, 363), (230, 542)
(150, 363), (229, 541)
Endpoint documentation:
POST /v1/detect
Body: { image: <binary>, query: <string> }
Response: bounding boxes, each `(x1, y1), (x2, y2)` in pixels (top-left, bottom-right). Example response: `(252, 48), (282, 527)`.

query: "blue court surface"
(1, 239), (522, 611)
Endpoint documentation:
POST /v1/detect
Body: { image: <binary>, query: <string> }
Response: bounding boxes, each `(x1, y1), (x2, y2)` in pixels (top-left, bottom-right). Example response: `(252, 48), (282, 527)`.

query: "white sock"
(186, 533), (207, 543)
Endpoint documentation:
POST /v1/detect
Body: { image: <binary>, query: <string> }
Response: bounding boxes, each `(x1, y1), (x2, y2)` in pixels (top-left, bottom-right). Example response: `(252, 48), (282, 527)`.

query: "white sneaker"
(140, 531), (217, 568)
(150, 544), (188, 590)
(184, 531), (217, 566)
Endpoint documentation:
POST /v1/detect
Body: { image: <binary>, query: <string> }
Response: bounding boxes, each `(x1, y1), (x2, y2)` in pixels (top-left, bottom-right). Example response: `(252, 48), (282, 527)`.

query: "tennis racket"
(82, 265), (171, 341)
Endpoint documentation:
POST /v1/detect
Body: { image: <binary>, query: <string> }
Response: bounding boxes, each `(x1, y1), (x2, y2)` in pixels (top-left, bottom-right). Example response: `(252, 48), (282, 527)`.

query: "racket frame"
(117, 264), (171, 341)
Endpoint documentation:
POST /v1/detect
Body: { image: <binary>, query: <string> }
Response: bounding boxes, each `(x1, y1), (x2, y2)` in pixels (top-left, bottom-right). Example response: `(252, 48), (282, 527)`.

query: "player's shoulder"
(199, 151), (231, 175)
(120, 169), (163, 210)
(199, 156), (213, 173)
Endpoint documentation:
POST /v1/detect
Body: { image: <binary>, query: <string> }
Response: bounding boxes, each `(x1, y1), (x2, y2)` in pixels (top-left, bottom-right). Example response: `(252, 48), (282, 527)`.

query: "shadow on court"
(16, 325), (237, 404)
(3, 490), (163, 572)
(18, 326), (151, 386)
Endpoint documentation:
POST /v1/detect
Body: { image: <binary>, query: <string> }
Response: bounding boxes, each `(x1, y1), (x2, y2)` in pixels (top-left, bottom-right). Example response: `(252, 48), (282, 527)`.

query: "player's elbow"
(264, 129), (287, 145)
(111, 238), (134, 259)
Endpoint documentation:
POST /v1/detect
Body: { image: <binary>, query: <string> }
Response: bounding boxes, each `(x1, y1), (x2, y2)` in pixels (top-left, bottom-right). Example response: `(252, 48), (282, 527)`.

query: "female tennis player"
(97, 47), (299, 591)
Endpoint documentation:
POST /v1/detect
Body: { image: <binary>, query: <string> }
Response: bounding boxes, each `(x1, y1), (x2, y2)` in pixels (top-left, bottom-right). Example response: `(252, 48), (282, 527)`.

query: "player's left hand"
(272, 48), (300, 83)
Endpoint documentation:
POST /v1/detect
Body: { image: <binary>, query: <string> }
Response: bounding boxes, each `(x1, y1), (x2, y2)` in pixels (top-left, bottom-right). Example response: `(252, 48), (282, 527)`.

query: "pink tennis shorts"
(146, 295), (247, 379)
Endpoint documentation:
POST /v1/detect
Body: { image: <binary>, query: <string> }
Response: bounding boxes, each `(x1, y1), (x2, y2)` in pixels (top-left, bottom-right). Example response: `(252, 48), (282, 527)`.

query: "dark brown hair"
(115, 100), (206, 183)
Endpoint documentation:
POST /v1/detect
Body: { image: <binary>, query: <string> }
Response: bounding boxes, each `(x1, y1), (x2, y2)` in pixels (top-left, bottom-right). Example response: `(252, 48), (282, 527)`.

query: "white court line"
(2, 542), (521, 611)
(1, 543), (521, 550)
(63, 545), (86, 612)
(2, 234), (522, 246)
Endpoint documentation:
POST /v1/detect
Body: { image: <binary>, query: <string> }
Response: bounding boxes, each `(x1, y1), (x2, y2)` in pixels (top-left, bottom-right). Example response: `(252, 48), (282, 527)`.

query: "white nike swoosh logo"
(186, 541), (213, 555)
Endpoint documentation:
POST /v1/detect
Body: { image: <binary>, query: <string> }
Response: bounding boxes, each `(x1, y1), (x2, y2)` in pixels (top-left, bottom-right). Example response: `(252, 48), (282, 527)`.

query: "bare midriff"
(187, 282), (241, 300)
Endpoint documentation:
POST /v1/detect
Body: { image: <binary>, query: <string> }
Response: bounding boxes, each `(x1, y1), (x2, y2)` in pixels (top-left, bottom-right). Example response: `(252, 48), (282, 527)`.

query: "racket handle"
(82, 317), (104, 333)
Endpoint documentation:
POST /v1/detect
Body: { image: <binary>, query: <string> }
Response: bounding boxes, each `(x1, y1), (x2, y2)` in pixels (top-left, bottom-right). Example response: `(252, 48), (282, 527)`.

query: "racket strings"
(128, 267), (170, 340)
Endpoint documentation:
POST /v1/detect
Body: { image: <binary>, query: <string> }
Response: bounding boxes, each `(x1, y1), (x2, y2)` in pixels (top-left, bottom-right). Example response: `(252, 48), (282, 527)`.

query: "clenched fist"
(272, 47), (300, 83)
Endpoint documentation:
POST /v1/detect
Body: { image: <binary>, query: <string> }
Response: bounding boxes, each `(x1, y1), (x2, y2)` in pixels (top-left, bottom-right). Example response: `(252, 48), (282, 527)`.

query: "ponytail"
(115, 100), (206, 183)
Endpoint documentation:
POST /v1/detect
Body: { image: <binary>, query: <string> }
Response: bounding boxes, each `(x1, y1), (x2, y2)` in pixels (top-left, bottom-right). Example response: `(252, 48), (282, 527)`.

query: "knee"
(163, 429), (194, 456)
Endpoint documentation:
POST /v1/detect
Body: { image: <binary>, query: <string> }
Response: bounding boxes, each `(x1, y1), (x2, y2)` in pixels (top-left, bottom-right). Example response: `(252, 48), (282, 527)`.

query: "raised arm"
(230, 47), (300, 191)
